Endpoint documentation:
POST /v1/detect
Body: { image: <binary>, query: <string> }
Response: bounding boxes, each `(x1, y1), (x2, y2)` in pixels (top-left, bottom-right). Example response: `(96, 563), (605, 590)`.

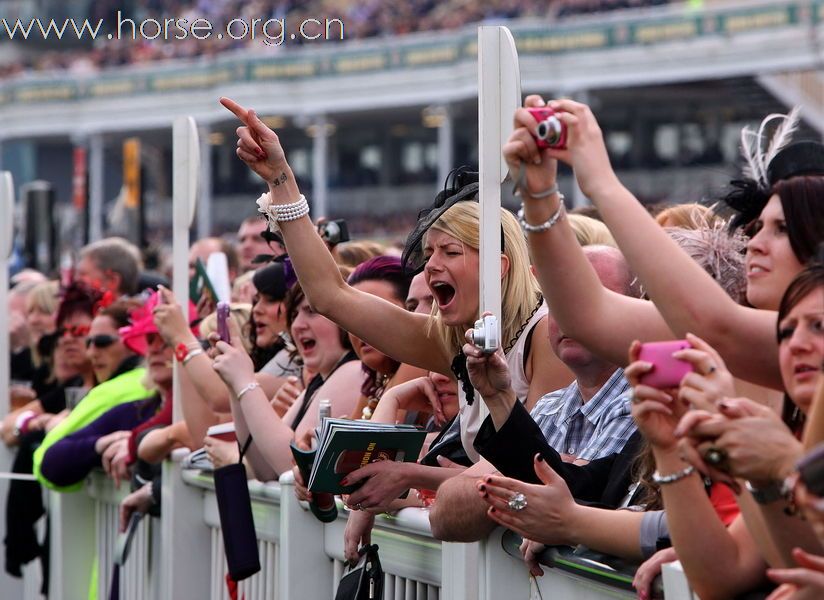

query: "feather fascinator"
(724, 107), (824, 229)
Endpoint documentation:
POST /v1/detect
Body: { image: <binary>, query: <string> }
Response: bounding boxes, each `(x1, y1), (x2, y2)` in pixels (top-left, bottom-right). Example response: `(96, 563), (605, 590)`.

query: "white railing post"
(477, 25), (520, 423)
(0, 172), (25, 598)
(479, 529), (530, 600)
(441, 541), (480, 600)
(160, 118), (210, 599)
(48, 491), (96, 600)
(0, 171), (11, 417)
(160, 451), (210, 598)
(278, 470), (333, 599)
(662, 560), (697, 600)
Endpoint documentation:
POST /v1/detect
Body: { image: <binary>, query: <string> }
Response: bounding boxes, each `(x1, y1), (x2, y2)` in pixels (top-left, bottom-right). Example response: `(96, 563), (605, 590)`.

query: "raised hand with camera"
(462, 313), (515, 430)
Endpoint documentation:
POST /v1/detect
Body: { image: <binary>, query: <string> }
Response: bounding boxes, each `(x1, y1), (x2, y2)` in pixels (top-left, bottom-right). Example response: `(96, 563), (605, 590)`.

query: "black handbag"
(213, 435), (261, 581)
(334, 544), (384, 600)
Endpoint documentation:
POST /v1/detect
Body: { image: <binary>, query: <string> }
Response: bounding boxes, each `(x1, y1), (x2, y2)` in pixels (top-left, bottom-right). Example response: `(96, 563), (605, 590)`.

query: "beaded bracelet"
(517, 197), (566, 234)
(652, 465), (695, 485)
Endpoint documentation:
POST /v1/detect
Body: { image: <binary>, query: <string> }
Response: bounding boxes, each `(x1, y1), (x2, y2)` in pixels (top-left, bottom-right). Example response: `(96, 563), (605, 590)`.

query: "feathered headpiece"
(740, 107), (801, 189)
(724, 107), (824, 229)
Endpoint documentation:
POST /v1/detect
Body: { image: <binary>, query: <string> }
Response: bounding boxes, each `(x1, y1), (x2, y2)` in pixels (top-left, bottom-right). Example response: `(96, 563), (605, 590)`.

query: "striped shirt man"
(529, 368), (635, 462)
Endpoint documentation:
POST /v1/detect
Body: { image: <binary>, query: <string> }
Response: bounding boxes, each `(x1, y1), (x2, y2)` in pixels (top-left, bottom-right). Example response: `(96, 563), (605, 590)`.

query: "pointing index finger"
(220, 97), (250, 125)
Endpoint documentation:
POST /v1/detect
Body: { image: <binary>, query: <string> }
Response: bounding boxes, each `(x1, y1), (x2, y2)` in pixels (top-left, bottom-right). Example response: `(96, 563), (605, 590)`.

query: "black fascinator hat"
(401, 167), (480, 275)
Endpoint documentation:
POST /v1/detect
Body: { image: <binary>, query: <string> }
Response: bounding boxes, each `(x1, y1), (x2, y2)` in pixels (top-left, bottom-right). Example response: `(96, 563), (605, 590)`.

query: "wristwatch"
(745, 479), (790, 504)
(175, 341), (204, 365)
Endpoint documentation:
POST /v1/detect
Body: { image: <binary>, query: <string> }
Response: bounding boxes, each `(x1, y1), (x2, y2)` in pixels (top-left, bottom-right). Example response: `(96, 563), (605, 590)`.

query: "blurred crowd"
(0, 0), (670, 79)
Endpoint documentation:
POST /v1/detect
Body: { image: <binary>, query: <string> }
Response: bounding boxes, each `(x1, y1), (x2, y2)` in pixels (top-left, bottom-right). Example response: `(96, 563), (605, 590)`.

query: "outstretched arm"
(526, 97), (780, 388)
(221, 97), (451, 376)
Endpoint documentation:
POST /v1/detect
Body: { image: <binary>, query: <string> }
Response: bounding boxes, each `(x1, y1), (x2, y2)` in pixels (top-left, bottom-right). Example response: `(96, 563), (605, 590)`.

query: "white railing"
(85, 474), (161, 600)
(40, 463), (697, 599)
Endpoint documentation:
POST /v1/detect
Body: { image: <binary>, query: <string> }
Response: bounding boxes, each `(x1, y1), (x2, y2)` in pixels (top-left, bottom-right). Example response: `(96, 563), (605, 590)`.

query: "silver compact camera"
(471, 314), (499, 354)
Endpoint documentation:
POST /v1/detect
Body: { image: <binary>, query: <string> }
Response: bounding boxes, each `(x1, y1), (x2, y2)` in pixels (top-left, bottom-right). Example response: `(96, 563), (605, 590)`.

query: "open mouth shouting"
(296, 335), (317, 357)
(430, 280), (456, 312)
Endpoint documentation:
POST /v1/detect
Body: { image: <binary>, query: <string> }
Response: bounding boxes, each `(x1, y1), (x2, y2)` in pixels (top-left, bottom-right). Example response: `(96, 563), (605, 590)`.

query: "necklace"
(503, 294), (543, 355)
(361, 371), (391, 420)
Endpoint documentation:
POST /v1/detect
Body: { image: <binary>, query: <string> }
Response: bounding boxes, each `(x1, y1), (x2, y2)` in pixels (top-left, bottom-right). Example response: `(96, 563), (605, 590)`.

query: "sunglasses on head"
(58, 325), (91, 338)
(86, 334), (119, 349)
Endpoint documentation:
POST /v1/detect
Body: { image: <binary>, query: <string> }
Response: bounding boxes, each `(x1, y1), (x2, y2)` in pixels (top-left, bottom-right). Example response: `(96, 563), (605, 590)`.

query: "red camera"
(527, 107), (567, 150)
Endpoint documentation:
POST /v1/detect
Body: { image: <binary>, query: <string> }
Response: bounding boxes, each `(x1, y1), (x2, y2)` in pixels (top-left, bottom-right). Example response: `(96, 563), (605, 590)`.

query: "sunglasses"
(58, 325), (91, 338)
(86, 334), (119, 349)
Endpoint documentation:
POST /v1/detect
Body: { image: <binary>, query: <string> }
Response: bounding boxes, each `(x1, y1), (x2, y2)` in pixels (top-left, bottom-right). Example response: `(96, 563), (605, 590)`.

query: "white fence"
(39, 456), (698, 600)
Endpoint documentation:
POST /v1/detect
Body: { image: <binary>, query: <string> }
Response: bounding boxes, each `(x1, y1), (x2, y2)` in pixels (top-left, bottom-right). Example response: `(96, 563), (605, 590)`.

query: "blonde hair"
(655, 203), (719, 229)
(425, 202), (541, 355)
(567, 214), (616, 247)
(25, 280), (59, 316)
(25, 280), (59, 368)
(200, 304), (254, 354)
(335, 240), (386, 268)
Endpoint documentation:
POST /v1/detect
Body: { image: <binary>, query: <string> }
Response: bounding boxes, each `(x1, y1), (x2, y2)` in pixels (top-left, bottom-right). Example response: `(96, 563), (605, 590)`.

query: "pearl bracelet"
(517, 196), (566, 233)
(235, 381), (262, 402)
(652, 465), (695, 485)
(275, 195), (310, 222)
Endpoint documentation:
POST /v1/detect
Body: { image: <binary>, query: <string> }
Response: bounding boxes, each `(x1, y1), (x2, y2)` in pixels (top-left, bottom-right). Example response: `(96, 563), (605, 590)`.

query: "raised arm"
(534, 98), (780, 389)
(221, 97), (451, 376)
(503, 101), (673, 368)
(211, 323), (295, 478)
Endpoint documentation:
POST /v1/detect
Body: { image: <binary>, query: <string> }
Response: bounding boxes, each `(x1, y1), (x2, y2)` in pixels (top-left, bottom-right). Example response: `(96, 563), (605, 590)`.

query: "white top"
(458, 301), (548, 462)
(259, 346), (302, 379)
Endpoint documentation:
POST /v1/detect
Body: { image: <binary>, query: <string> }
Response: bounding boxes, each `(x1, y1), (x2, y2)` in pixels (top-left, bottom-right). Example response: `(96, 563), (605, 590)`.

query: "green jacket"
(33, 367), (154, 491)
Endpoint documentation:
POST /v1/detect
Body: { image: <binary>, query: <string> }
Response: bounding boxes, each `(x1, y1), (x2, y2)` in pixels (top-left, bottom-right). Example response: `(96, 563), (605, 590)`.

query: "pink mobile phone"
(637, 340), (692, 389)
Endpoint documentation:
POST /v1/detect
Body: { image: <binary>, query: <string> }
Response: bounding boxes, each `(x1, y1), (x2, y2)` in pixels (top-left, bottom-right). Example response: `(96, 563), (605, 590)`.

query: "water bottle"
(318, 398), (332, 422)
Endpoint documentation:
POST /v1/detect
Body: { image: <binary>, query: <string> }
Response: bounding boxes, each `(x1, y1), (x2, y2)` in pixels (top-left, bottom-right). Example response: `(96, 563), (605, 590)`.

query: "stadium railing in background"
(39, 454), (698, 600)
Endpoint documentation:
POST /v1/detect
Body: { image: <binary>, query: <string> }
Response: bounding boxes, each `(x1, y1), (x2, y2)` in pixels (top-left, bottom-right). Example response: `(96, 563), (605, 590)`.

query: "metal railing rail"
(38, 465), (698, 599)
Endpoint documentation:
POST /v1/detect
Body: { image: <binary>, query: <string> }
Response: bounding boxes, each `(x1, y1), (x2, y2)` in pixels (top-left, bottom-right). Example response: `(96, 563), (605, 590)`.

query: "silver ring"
(630, 390), (641, 405)
(507, 492), (528, 511)
(355, 503), (363, 511)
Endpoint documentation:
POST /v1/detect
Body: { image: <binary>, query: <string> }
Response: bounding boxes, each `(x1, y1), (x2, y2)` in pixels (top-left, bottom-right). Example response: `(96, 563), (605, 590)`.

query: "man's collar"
(578, 369), (630, 423)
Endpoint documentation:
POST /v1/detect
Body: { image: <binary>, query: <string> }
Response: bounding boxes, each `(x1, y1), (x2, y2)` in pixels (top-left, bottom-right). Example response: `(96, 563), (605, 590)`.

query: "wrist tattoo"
(272, 172), (288, 187)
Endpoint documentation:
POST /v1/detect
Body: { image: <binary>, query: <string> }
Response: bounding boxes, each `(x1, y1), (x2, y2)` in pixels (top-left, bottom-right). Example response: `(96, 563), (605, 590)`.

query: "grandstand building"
(0, 0), (821, 246)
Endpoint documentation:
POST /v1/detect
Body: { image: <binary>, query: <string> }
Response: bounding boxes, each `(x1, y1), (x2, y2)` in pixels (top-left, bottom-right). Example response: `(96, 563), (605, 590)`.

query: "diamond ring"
(507, 492), (528, 511)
